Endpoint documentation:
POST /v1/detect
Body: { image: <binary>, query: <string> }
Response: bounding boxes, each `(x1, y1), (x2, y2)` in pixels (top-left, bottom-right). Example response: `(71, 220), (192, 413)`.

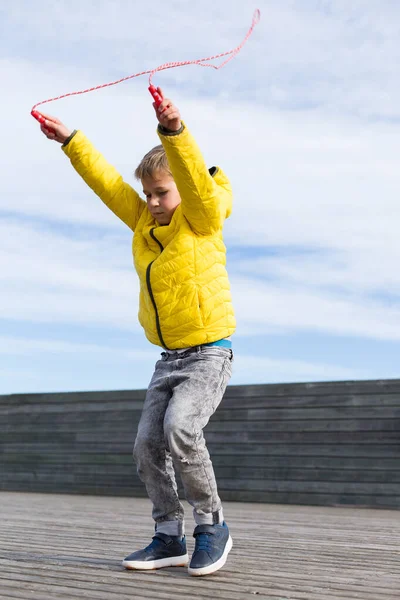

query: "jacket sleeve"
(157, 124), (232, 235)
(62, 130), (146, 231)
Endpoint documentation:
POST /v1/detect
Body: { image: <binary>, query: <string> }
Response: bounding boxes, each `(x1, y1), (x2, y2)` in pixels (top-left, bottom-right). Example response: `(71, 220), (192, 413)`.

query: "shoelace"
(194, 532), (213, 553)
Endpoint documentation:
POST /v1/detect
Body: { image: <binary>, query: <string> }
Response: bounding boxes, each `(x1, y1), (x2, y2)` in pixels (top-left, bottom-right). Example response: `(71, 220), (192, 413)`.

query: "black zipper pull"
(150, 228), (164, 253)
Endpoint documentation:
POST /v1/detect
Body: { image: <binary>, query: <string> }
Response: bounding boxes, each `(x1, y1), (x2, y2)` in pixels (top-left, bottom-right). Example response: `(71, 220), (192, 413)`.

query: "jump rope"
(31, 8), (260, 125)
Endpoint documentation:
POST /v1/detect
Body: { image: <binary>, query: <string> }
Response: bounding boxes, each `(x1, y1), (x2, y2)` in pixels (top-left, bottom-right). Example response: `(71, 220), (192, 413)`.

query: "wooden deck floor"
(0, 492), (399, 600)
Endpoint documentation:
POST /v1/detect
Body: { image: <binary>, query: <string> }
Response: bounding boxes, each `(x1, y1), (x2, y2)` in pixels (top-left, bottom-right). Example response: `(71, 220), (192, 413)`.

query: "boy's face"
(142, 170), (181, 225)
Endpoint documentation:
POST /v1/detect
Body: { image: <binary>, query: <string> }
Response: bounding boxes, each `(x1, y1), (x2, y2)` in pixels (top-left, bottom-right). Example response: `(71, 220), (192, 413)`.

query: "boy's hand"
(38, 113), (72, 144)
(153, 88), (182, 132)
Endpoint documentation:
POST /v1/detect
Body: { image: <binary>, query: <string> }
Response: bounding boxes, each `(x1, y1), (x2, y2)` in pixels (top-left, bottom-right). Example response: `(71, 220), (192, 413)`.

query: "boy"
(38, 88), (236, 576)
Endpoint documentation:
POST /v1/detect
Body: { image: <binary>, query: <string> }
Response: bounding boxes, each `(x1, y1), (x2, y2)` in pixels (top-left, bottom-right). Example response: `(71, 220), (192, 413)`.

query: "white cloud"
(231, 352), (367, 385)
(240, 249), (400, 296)
(0, 335), (363, 391)
(3, 68), (400, 342)
(232, 276), (400, 341)
(0, 336), (154, 360)
(2, 0), (400, 392)
(0, 218), (140, 330)
(2, 213), (398, 345)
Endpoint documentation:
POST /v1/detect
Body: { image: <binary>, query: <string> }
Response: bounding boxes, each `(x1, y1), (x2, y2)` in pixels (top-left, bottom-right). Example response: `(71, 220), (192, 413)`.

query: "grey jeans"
(133, 345), (233, 537)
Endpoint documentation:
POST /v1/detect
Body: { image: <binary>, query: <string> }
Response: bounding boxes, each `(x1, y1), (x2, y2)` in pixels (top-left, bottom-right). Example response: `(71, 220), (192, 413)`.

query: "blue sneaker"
(188, 522), (233, 576)
(122, 532), (189, 570)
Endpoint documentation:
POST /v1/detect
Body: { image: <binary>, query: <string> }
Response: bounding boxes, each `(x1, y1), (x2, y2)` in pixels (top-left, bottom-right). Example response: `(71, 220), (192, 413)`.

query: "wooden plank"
(2, 429), (400, 446)
(2, 416), (400, 434)
(2, 452), (399, 470)
(2, 441), (399, 456)
(205, 430), (400, 444)
(2, 378), (400, 406)
(6, 428), (400, 444)
(4, 472), (394, 497)
(207, 443), (400, 457)
(223, 379), (400, 396)
(2, 391), (400, 419)
(217, 490), (400, 507)
(218, 407), (400, 420)
(0, 411), (142, 428)
(0, 389), (146, 404)
(2, 465), (400, 484)
(222, 393), (400, 407)
(3, 398), (400, 418)
(0, 400), (144, 416)
(2, 381), (400, 508)
(0, 483), (399, 507)
(0, 492), (400, 600)
(208, 417), (400, 432)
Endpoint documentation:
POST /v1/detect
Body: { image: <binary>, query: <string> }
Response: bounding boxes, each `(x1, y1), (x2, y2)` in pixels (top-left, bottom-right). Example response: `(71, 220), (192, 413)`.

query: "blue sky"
(1, 0), (400, 393)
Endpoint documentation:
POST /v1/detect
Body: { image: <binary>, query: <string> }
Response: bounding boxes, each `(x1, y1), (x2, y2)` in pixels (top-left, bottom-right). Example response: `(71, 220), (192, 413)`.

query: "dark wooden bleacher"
(1, 379), (399, 508)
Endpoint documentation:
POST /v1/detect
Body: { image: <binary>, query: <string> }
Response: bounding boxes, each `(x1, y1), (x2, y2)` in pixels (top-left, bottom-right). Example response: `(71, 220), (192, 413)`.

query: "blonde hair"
(134, 145), (172, 180)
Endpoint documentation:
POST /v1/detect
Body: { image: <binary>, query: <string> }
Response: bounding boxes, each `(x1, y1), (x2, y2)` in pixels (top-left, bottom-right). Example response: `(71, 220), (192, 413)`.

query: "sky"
(1, 0), (400, 394)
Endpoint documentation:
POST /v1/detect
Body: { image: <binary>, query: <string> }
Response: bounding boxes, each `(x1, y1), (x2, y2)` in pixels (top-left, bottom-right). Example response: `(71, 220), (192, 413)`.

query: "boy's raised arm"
(38, 114), (146, 232)
(153, 90), (232, 235)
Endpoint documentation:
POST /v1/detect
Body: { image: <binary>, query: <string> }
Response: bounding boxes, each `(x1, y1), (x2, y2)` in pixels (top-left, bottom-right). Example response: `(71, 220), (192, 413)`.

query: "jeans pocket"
(223, 354), (233, 378)
(213, 356), (232, 409)
(196, 349), (226, 375)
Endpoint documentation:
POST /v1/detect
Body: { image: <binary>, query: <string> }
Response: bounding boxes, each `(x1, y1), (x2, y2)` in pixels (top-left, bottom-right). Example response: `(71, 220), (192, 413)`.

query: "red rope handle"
(31, 9), (260, 114)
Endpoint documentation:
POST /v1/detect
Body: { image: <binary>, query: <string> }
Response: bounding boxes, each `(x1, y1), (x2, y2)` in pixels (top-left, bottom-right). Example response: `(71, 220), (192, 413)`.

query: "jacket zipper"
(146, 228), (169, 349)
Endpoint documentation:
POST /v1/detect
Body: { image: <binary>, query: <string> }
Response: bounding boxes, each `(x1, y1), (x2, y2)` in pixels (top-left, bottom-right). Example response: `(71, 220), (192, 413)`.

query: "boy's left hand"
(153, 87), (182, 132)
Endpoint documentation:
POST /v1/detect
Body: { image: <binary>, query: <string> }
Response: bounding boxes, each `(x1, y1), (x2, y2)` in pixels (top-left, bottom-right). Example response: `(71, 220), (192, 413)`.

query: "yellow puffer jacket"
(62, 124), (236, 349)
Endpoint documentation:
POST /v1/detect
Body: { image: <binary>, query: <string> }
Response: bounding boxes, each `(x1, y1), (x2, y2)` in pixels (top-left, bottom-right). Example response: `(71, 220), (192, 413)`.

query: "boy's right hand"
(38, 113), (72, 144)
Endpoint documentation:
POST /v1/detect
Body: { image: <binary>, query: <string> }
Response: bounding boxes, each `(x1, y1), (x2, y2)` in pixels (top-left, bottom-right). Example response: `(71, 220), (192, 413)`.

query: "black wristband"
(62, 129), (78, 147)
(157, 123), (185, 137)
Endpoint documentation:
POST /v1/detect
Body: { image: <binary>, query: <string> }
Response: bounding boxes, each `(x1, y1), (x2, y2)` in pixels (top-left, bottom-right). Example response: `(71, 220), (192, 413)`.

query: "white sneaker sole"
(188, 535), (233, 577)
(122, 553), (189, 570)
